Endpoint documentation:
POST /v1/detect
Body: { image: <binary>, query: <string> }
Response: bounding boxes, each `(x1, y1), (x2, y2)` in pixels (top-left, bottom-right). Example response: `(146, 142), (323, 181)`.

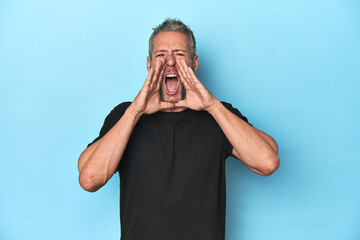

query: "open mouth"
(164, 73), (179, 95)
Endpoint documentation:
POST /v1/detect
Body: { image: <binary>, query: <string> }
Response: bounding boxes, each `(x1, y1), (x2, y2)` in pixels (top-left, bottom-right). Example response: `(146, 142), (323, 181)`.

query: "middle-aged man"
(78, 18), (279, 240)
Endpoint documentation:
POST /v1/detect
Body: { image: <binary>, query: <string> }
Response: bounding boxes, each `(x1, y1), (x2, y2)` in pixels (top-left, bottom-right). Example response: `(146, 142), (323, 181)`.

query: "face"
(147, 31), (198, 103)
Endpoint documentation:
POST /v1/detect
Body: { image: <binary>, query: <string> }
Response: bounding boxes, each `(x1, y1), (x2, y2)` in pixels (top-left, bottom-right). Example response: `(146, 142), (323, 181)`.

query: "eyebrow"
(154, 49), (187, 54)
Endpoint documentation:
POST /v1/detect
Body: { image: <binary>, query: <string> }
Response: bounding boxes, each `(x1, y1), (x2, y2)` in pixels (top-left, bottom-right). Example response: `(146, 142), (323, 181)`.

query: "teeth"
(166, 74), (176, 78)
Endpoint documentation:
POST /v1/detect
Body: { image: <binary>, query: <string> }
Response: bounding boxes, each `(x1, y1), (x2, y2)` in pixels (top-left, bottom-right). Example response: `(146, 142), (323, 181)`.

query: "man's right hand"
(130, 59), (175, 116)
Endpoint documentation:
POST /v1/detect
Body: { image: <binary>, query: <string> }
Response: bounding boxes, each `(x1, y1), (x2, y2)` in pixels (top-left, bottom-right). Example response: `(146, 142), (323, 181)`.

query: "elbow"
(79, 172), (104, 192)
(273, 141), (279, 155)
(260, 154), (280, 176)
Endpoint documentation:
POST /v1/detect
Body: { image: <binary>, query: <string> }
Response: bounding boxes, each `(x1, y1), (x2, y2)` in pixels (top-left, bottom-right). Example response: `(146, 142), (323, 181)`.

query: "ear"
(147, 56), (151, 72)
(192, 55), (199, 72)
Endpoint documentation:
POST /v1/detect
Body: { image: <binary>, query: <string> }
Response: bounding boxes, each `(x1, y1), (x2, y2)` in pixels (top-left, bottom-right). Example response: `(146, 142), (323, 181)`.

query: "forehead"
(153, 32), (188, 51)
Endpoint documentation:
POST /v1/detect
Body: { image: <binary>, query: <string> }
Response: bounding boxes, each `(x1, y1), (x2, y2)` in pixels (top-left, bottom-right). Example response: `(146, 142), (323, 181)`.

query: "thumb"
(174, 100), (187, 108)
(159, 101), (175, 110)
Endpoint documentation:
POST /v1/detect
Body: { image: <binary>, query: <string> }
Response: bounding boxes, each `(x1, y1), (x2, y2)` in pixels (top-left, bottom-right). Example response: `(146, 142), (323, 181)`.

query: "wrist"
(206, 98), (221, 115)
(126, 104), (144, 123)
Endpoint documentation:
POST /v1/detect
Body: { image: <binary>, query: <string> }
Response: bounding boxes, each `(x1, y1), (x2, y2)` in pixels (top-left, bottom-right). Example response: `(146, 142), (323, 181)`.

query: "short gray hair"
(149, 18), (197, 61)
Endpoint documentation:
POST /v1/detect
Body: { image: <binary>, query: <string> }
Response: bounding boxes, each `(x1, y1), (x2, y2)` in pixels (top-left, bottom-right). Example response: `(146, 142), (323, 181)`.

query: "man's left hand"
(174, 59), (217, 112)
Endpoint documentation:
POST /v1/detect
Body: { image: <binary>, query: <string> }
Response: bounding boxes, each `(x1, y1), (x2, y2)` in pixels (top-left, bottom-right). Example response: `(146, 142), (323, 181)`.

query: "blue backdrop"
(1, 1), (359, 239)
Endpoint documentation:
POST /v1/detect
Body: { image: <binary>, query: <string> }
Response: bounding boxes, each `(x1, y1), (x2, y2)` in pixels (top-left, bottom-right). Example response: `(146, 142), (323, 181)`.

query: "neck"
(160, 107), (187, 112)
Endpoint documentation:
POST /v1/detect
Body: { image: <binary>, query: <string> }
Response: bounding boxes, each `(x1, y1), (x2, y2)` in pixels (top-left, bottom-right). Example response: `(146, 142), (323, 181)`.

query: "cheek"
(151, 57), (165, 65)
(184, 58), (192, 67)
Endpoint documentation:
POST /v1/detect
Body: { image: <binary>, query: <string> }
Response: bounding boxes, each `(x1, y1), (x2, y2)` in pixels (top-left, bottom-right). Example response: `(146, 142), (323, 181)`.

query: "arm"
(207, 100), (279, 176)
(78, 59), (175, 192)
(78, 107), (141, 192)
(175, 59), (279, 176)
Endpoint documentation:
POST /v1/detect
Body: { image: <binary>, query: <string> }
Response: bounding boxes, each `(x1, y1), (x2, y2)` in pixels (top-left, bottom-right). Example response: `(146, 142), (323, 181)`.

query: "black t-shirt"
(88, 101), (251, 240)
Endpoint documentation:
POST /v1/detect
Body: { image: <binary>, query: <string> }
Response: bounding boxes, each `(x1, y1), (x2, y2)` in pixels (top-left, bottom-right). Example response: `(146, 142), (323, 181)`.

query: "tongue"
(166, 78), (178, 93)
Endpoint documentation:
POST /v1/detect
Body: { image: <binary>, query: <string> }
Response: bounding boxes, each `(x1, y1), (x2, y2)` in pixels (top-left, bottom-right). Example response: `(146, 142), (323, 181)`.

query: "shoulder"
(220, 101), (235, 109)
(103, 101), (132, 121)
(113, 101), (132, 112)
(220, 101), (241, 113)
(219, 101), (252, 126)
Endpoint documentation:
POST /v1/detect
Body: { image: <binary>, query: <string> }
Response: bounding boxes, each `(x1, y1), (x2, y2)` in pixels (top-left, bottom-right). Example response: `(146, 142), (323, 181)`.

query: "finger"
(179, 58), (200, 85)
(176, 59), (190, 89)
(149, 59), (163, 83)
(176, 59), (189, 79)
(154, 61), (166, 91)
(151, 60), (163, 87)
(180, 59), (192, 80)
(144, 68), (155, 87)
(175, 58), (186, 74)
(186, 66), (201, 84)
(176, 59), (192, 87)
(177, 65), (191, 90)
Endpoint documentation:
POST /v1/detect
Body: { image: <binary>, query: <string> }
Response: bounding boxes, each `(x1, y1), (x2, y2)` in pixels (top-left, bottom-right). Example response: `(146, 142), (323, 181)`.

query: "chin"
(160, 86), (186, 103)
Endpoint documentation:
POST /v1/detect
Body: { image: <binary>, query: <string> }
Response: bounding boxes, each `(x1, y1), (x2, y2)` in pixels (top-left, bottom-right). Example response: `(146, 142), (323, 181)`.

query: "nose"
(165, 52), (175, 67)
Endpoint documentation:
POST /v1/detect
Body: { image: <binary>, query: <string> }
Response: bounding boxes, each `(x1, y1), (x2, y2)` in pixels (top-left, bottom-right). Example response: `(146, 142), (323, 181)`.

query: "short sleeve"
(221, 101), (253, 158)
(87, 102), (132, 148)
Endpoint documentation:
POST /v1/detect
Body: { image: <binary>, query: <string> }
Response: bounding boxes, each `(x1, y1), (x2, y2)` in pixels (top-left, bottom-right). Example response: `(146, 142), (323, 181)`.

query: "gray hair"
(149, 18), (197, 61)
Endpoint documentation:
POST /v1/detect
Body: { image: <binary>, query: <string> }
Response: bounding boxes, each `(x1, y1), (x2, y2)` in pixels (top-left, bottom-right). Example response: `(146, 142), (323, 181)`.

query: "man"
(78, 18), (279, 240)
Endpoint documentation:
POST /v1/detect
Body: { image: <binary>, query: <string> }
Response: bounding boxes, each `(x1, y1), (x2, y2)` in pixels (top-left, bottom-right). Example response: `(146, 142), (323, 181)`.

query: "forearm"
(78, 104), (141, 192)
(208, 100), (279, 175)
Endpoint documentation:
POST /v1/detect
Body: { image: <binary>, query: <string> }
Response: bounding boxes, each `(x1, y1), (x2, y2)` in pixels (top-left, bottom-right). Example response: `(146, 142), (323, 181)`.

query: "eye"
(175, 53), (185, 56)
(156, 54), (165, 57)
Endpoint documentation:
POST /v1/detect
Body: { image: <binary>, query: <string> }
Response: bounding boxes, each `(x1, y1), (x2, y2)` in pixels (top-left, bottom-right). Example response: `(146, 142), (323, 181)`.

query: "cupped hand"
(174, 59), (217, 111)
(131, 60), (175, 115)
